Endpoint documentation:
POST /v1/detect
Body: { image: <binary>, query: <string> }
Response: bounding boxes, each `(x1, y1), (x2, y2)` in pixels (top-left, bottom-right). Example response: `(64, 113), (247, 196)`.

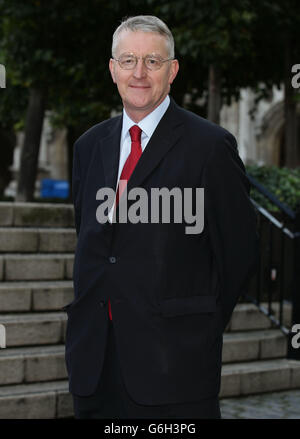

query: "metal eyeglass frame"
(112, 53), (174, 71)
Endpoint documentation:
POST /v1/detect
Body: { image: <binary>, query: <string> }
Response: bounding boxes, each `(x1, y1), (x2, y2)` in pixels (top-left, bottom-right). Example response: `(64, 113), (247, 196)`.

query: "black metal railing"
(244, 173), (300, 360)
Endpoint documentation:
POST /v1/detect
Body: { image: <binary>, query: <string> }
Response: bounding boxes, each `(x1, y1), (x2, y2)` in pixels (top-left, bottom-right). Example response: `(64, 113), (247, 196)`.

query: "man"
(64, 15), (259, 419)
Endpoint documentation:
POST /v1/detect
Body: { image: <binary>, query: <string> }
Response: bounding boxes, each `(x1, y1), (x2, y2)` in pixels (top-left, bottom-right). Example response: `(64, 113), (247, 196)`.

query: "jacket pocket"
(159, 295), (216, 318)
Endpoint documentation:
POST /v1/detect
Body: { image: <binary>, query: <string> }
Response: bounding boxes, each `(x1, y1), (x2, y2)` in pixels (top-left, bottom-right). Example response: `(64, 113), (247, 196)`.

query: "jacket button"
(109, 256), (117, 263)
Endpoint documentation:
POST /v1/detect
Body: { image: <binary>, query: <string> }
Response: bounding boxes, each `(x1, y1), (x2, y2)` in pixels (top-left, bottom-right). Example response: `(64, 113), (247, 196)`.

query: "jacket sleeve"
(72, 140), (82, 237)
(203, 132), (259, 332)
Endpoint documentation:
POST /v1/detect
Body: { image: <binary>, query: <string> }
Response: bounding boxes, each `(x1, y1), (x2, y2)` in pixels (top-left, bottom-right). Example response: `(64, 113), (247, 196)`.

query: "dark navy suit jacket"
(63, 97), (259, 404)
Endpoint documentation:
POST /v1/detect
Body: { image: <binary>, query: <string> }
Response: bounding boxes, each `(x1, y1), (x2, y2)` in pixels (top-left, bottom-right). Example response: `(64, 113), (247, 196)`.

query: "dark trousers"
(72, 320), (221, 419)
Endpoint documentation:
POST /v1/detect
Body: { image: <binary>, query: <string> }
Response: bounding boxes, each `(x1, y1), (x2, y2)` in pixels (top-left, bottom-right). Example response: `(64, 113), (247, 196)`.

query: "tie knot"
(129, 125), (142, 142)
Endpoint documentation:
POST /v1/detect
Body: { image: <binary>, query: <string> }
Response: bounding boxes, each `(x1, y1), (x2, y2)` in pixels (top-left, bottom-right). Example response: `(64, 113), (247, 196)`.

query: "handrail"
(251, 199), (296, 239)
(246, 173), (296, 220)
(246, 172), (300, 360)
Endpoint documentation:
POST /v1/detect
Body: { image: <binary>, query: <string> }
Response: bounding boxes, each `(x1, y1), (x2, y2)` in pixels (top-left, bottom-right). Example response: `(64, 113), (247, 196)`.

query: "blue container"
(41, 179), (69, 199)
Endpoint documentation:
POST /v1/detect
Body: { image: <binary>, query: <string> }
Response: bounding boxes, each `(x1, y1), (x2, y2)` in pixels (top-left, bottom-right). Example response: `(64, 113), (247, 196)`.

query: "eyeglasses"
(113, 53), (174, 71)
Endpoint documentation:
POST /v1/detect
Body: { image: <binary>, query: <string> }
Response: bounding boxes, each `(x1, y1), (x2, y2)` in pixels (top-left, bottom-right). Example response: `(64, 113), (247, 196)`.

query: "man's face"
(109, 30), (179, 121)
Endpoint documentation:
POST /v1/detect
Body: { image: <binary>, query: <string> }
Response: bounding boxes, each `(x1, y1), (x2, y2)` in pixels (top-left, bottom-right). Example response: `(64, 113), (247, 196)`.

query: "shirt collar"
(121, 95), (170, 144)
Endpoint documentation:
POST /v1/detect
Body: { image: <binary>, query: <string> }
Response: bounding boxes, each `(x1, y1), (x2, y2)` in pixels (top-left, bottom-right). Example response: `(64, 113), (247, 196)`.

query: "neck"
(124, 94), (168, 123)
(125, 109), (151, 123)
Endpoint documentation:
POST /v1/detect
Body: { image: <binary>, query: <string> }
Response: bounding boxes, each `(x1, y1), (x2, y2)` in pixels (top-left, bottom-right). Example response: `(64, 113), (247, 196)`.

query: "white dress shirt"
(108, 94), (170, 222)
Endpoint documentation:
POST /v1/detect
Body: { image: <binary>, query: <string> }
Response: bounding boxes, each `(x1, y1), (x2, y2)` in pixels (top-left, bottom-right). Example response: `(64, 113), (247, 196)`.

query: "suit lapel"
(125, 98), (184, 195)
(97, 98), (184, 201)
(98, 115), (122, 191)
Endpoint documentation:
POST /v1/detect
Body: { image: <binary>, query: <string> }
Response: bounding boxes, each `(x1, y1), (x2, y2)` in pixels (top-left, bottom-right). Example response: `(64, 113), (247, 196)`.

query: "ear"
(168, 59), (179, 85)
(109, 58), (116, 83)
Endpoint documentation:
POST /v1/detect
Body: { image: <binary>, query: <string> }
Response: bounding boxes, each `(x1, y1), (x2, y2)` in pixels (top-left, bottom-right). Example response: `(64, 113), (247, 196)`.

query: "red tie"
(108, 125), (142, 320)
(115, 125), (142, 205)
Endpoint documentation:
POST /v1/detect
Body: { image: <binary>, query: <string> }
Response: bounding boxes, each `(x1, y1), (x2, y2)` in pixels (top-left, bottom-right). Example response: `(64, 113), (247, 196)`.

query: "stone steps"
(0, 359), (299, 418)
(0, 380), (71, 419)
(0, 228), (76, 253)
(0, 302), (289, 349)
(220, 359), (300, 398)
(0, 280), (73, 311)
(0, 202), (74, 228)
(0, 345), (66, 385)
(222, 329), (287, 363)
(0, 312), (66, 346)
(0, 329), (288, 388)
(0, 254), (74, 281)
(227, 302), (292, 331)
(0, 202), (297, 418)
(0, 280), (291, 323)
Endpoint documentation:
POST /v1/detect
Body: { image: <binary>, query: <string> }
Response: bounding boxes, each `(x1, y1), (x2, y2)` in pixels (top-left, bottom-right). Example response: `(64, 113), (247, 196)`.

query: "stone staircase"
(0, 201), (299, 419)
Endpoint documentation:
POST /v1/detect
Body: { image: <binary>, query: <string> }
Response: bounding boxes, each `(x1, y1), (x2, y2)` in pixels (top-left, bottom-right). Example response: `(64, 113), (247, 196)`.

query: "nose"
(133, 58), (147, 79)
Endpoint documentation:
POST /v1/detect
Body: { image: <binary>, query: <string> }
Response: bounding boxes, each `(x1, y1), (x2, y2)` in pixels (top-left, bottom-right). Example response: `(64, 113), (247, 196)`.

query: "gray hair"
(112, 15), (175, 59)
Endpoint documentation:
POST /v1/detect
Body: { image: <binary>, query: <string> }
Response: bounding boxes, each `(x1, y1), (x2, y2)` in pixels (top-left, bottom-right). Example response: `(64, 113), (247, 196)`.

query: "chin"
(128, 98), (152, 110)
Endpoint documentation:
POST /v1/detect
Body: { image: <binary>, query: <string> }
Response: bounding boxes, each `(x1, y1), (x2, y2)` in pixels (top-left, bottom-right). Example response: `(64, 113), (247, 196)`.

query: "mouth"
(129, 85), (151, 89)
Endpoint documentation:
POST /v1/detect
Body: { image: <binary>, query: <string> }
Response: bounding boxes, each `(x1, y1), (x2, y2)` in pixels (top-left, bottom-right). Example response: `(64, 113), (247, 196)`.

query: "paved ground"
(220, 390), (300, 418)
